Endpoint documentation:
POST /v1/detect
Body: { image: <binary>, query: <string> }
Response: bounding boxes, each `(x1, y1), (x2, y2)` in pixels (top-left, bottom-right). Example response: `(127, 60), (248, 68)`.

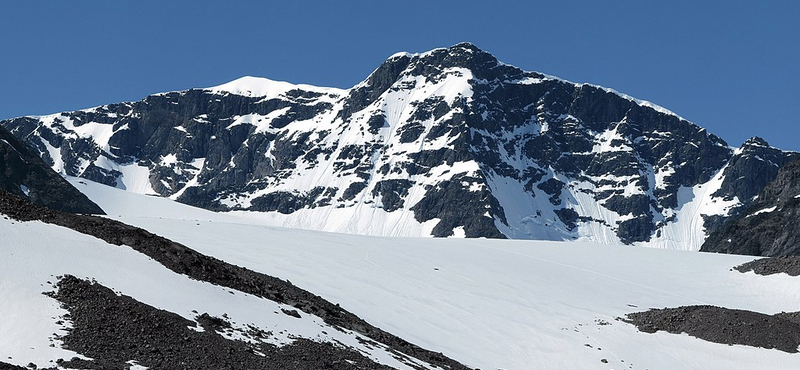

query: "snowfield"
(42, 177), (800, 370)
(0, 197), (441, 370)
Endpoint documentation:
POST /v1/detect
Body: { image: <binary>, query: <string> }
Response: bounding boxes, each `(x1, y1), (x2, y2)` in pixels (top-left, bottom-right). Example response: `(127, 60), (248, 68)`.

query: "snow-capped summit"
(205, 75), (344, 100)
(2, 43), (796, 248)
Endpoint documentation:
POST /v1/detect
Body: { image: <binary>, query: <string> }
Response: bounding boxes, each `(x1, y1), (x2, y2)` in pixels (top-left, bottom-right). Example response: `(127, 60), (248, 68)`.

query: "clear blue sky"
(1, 0), (798, 151)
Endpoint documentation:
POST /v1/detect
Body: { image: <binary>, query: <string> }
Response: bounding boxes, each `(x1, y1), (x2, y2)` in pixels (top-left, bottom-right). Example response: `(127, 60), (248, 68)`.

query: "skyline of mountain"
(3, 43), (796, 249)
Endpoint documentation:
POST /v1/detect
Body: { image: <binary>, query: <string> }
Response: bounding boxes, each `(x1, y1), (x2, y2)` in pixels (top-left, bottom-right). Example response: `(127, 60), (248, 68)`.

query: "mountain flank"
(2, 43), (796, 249)
(702, 158), (800, 256)
(0, 125), (102, 214)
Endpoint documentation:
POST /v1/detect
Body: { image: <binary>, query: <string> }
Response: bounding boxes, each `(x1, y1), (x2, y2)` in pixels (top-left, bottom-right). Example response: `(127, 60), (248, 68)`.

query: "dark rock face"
(372, 179), (412, 212)
(411, 173), (506, 238)
(0, 190), (471, 370)
(0, 125), (103, 214)
(0, 362), (28, 370)
(48, 275), (395, 370)
(714, 137), (796, 204)
(701, 159), (800, 256)
(735, 257), (800, 276)
(623, 305), (800, 353)
(2, 43), (794, 243)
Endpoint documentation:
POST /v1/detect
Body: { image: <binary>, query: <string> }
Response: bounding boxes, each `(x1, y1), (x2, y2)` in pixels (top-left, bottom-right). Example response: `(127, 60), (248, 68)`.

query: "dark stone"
(398, 123), (426, 143)
(341, 182), (368, 201)
(536, 178), (563, 196)
(702, 159), (800, 256)
(48, 275), (395, 370)
(371, 179), (412, 212)
(366, 115), (387, 134)
(537, 178), (564, 206)
(602, 194), (651, 216)
(0, 125), (103, 214)
(411, 174), (506, 238)
(281, 308), (302, 319)
(734, 257), (800, 276)
(249, 187), (332, 213)
(623, 305), (800, 353)
(0, 362), (29, 370)
(617, 216), (655, 244)
(554, 208), (580, 230)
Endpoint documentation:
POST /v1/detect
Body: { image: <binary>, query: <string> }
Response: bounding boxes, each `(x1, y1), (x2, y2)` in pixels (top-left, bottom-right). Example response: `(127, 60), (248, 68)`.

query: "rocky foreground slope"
(0, 190), (469, 370)
(2, 43), (796, 248)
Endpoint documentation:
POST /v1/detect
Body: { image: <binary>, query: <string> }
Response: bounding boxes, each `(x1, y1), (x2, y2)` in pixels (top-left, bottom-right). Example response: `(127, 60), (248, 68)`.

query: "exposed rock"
(0, 362), (31, 370)
(0, 125), (103, 214)
(48, 275), (395, 370)
(702, 159), (800, 256)
(623, 305), (800, 353)
(372, 179), (412, 212)
(734, 257), (800, 276)
(411, 174), (506, 238)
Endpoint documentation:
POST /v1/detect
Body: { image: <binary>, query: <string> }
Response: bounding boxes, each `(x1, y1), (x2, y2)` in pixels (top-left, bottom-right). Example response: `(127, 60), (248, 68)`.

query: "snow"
(224, 201), (440, 237)
(91, 156), (157, 195)
(0, 204), (435, 370)
(591, 123), (634, 153)
(642, 166), (739, 251)
(41, 139), (65, 175)
(749, 206), (777, 217)
(35, 114), (123, 153)
(192, 114), (210, 124)
(388, 51), (413, 60)
(225, 108), (291, 134)
(168, 158), (205, 200)
(205, 76), (344, 100)
(61, 177), (800, 370)
(160, 154), (178, 166)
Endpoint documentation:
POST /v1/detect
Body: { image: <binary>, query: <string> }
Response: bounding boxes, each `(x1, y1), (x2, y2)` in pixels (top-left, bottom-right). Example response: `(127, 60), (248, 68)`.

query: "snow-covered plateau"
(4, 177), (796, 370)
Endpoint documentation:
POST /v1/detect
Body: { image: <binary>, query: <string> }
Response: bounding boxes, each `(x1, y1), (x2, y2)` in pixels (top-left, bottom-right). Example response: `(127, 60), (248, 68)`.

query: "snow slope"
(0, 198), (442, 370)
(69, 177), (800, 370)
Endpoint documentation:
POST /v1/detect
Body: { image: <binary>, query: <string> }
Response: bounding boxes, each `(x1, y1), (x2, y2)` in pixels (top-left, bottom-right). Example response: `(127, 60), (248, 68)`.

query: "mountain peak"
(741, 136), (771, 148)
(3, 44), (796, 248)
(448, 42), (483, 53)
(417, 42), (499, 70)
(205, 76), (344, 99)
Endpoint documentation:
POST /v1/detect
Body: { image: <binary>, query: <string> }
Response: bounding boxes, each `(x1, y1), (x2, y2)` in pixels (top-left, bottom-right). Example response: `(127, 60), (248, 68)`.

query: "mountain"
(701, 158), (800, 256)
(2, 43), (795, 248)
(0, 125), (103, 214)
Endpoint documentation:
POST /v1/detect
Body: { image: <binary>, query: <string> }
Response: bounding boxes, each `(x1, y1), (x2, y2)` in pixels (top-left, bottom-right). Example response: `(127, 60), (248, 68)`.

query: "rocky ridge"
(0, 125), (103, 214)
(2, 43), (795, 247)
(701, 159), (800, 256)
